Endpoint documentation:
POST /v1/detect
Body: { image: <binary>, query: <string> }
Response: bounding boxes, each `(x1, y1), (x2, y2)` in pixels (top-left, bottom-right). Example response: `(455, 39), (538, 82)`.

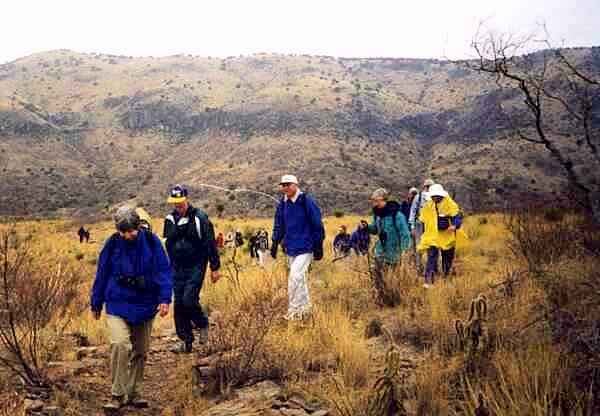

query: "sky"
(1, 0), (598, 64)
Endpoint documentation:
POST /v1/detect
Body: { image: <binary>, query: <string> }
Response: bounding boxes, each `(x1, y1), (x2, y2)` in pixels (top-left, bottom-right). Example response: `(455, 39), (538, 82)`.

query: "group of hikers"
(89, 174), (467, 410)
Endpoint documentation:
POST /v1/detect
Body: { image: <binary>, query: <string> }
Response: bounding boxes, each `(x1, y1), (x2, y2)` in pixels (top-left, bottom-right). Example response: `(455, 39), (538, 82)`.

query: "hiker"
(216, 232), (225, 250)
(90, 206), (172, 411)
(255, 229), (269, 267)
(248, 233), (258, 259)
(163, 185), (221, 353)
(225, 231), (235, 248)
(418, 184), (467, 287)
(271, 174), (324, 320)
(368, 188), (411, 266)
(333, 225), (352, 259)
(78, 226), (87, 243)
(401, 187), (418, 222)
(409, 179), (434, 272)
(350, 220), (370, 256)
(367, 188), (411, 305)
(235, 230), (244, 248)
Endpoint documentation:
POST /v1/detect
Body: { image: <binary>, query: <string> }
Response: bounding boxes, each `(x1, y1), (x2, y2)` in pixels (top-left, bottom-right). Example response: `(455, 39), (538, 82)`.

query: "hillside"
(0, 48), (599, 217)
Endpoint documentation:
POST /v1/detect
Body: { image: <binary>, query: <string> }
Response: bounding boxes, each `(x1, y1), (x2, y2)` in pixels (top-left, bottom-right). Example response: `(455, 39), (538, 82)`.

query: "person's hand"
(92, 309), (101, 320)
(211, 271), (221, 283)
(448, 225), (456, 232)
(270, 242), (279, 259)
(157, 303), (169, 317)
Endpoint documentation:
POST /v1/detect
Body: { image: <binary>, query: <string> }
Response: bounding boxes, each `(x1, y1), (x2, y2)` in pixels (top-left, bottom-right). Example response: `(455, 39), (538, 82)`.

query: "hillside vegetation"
(1, 48), (599, 216)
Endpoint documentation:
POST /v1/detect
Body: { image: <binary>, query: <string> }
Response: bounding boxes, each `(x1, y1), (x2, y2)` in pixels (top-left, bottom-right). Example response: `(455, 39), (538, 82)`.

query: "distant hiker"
(225, 231), (235, 248)
(418, 184), (468, 287)
(216, 232), (225, 250)
(271, 174), (324, 320)
(333, 225), (352, 259)
(78, 226), (88, 243)
(401, 187), (419, 222)
(367, 188), (411, 306)
(90, 206), (172, 411)
(135, 207), (153, 232)
(248, 233), (258, 259)
(351, 220), (370, 256)
(235, 230), (244, 248)
(409, 179), (434, 272)
(255, 229), (270, 268)
(163, 185), (221, 354)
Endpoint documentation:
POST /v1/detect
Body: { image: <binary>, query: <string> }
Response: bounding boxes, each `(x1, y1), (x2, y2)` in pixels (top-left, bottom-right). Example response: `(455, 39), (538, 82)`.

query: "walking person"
(255, 229), (270, 268)
(367, 188), (411, 306)
(78, 226), (87, 243)
(401, 187), (418, 223)
(418, 184), (467, 288)
(163, 185), (221, 353)
(333, 225), (352, 259)
(350, 220), (370, 256)
(409, 179), (434, 273)
(271, 175), (325, 321)
(90, 206), (173, 411)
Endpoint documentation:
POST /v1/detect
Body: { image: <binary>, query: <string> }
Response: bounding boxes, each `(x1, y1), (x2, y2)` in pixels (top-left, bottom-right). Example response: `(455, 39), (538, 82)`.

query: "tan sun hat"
(280, 174), (299, 185)
(428, 184), (449, 198)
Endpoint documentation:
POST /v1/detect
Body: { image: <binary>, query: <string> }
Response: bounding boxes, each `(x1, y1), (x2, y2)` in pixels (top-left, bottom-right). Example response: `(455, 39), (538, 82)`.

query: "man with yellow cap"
(163, 185), (221, 353)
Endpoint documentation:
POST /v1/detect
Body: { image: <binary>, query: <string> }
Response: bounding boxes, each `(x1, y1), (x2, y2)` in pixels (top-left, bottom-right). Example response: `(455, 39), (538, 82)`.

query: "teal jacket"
(368, 201), (411, 264)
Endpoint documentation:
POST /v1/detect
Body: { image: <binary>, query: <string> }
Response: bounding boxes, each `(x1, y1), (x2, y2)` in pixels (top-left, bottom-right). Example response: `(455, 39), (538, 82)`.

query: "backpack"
(256, 234), (269, 250)
(281, 193), (326, 260)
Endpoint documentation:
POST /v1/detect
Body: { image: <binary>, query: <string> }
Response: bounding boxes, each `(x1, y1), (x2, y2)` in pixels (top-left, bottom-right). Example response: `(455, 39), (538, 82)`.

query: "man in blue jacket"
(163, 185), (221, 353)
(271, 174), (324, 321)
(90, 206), (173, 411)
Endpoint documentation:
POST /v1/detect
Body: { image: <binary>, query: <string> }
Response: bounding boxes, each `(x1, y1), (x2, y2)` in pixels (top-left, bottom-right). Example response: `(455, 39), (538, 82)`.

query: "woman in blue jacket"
(90, 206), (173, 411)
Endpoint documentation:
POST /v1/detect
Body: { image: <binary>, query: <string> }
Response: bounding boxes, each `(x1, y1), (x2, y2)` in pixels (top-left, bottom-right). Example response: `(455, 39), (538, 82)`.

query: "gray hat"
(114, 205), (141, 232)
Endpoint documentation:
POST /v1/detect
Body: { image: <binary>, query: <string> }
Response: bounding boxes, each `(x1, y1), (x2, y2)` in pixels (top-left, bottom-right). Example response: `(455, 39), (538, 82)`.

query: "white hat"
(428, 184), (449, 198)
(423, 179), (435, 187)
(280, 174), (299, 185)
(409, 187), (418, 194)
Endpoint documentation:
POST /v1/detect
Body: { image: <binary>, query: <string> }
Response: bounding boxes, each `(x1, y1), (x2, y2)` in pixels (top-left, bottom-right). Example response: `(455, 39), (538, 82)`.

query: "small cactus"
(467, 294), (488, 350)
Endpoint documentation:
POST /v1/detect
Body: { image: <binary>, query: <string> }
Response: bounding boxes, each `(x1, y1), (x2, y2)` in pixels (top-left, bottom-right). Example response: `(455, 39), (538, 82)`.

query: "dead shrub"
(0, 225), (84, 387)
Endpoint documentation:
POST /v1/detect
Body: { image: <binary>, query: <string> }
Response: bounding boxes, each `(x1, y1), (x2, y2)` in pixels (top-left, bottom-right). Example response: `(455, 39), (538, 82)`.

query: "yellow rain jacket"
(417, 196), (469, 252)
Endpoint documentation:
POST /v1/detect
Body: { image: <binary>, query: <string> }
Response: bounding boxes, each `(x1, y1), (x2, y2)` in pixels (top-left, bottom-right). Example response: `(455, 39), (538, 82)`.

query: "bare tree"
(469, 29), (600, 223)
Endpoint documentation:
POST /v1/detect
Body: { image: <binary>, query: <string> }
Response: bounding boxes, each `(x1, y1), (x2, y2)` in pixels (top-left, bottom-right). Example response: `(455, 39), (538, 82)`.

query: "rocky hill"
(0, 48), (598, 217)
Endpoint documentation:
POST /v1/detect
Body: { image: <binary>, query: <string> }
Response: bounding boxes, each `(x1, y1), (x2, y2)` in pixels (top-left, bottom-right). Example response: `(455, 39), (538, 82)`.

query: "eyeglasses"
(280, 183), (292, 187)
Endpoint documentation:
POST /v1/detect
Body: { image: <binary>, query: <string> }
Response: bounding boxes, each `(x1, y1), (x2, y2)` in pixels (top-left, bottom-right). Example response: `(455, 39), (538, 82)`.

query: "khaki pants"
(106, 314), (154, 399)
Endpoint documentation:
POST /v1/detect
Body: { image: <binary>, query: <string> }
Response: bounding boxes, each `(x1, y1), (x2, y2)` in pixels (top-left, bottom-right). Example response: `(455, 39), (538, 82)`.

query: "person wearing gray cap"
(91, 206), (173, 411)
(271, 174), (325, 320)
(409, 179), (434, 272)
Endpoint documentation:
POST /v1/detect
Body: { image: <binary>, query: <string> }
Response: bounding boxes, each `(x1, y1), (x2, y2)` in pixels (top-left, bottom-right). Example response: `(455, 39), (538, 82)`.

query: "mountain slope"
(0, 48), (598, 217)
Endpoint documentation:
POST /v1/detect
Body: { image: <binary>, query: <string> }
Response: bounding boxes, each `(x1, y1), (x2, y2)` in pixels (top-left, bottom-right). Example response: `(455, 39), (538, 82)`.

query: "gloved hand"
(313, 243), (324, 261)
(270, 241), (279, 259)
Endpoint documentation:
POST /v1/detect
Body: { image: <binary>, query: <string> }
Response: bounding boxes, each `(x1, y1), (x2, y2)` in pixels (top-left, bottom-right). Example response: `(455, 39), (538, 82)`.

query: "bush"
(0, 225), (84, 387)
(333, 208), (345, 218)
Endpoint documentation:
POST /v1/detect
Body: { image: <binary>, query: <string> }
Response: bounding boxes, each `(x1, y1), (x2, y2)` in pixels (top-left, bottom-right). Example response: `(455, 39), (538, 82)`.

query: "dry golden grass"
(1, 210), (594, 415)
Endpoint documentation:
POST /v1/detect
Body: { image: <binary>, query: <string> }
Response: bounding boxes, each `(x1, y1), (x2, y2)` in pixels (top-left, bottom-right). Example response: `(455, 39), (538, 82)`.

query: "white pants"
(287, 253), (313, 314)
(257, 249), (268, 268)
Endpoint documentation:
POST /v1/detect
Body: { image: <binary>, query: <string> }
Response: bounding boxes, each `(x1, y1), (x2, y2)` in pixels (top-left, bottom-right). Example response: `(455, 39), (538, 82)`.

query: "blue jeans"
(173, 263), (209, 344)
(424, 247), (455, 284)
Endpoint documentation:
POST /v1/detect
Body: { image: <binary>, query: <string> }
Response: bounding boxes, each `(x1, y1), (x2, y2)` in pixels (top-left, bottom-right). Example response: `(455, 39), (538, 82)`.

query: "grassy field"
(0, 210), (597, 415)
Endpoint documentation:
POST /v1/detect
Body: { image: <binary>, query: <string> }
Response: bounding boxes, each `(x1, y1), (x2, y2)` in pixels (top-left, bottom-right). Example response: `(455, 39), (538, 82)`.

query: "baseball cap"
(280, 174), (299, 185)
(167, 184), (188, 204)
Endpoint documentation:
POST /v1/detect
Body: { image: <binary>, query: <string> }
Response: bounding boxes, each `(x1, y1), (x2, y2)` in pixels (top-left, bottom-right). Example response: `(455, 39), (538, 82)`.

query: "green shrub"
(333, 208), (345, 218)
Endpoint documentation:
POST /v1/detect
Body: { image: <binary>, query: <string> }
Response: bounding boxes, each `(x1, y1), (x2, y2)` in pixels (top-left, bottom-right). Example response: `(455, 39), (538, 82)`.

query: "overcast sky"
(1, 0), (598, 64)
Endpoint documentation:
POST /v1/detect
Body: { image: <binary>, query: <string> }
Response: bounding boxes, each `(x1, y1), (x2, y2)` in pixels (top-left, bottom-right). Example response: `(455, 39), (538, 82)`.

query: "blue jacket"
(272, 192), (324, 257)
(351, 227), (370, 255)
(90, 230), (173, 325)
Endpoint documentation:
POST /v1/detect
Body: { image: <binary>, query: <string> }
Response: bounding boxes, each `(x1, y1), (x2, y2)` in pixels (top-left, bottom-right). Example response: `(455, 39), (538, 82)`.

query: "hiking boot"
(197, 327), (209, 345)
(103, 395), (125, 413)
(169, 341), (192, 354)
(127, 397), (149, 409)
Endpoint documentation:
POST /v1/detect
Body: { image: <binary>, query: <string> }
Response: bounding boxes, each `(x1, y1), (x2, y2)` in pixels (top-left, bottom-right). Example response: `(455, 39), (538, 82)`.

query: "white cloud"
(1, 0), (598, 63)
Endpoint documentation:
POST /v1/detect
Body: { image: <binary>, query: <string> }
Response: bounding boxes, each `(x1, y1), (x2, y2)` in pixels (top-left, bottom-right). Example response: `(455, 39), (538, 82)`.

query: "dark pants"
(424, 247), (455, 284)
(173, 263), (209, 345)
